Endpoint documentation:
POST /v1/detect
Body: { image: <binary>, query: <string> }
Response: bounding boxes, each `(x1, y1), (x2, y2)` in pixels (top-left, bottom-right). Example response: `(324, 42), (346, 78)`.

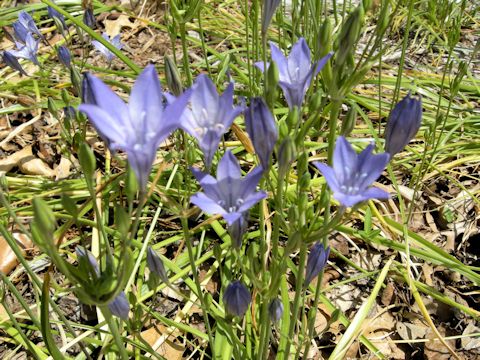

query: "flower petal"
(217, 150), (242, 181)
(78, 104), (127, 147)
(313, 162), (340, 193)
(333, 136), (358, 184)
(191, 192), (226, 215)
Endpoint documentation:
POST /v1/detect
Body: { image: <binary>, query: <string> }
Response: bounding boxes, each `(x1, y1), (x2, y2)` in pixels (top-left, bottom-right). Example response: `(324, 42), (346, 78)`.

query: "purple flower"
(269, 298), (284, 323)
(2, 51), (27, 75)
(314, 136), (390, 208)
(12, 11), (43, 43)
(255, 38), (333, 109)
(146, 247), (169, 284)
(92, 33), (123, 62)
(305, 243), (330, 286)
(10, 33), (40, 65)
(47, 5), (67, 29)
(190, 151), (266, 247)
(57, 45), (71, 68)
(385, 93), (422, 156)
(78, 65), (191, 190)
(180, 75), (244, 168)
(245, 97), (278, 169)
(107, 291), (129, 320)
(223, 281), (251, 317)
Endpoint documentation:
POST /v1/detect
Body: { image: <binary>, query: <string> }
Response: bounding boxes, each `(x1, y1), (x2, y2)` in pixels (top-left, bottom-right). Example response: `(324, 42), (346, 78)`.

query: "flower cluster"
(2, 11), (42, 74)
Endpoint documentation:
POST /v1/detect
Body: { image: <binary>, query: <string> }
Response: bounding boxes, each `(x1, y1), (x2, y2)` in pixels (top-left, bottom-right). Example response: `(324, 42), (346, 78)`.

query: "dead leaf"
(139, 326), (184, 360)
(105, 14), (136, 37)
(0, 146), (33, 174)
(54, 157), (72, 180)
(461, 323), (480, 351)
(0, 232), (33, 274)
(231, 123), (254, 154)
(396, 319), (428, 341)
(424, 326), (456, 360)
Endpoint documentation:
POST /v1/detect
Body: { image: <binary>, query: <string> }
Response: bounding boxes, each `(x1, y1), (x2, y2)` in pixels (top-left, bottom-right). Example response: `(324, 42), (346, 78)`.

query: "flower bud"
(335, 6), (364, 68)
(223, 281), (251, 317)
(261, 0), (281, 35)
(277, 136), (296, 177)
(245, 97), (278, 169)
(146, 247), (169, 284)
(76, 246), (100, 277)
(341, 105), (356, 136)
(81, 72), (97, 105)
(108, 291), (129, 320)
(165, 55), (183, 96)
(2, 51), (27, 75)
(384, 93), (422, 156)
(305, 243), (330, 286)
(83, 8), (96, 29)
(48, 6), (66, 30)
(57, 45), (71, 68)
(269, 298), (284, 323)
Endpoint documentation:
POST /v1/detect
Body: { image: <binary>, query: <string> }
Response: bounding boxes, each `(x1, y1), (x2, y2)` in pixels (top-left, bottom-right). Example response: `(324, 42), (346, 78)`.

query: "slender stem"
(326, 99), (342, 164)
(283, 242), (308, 360)
(101, 306), (129, 360)
(180, 216), (215, 357)
(257, 295), (271, 359)
(179, 22), (193, 86)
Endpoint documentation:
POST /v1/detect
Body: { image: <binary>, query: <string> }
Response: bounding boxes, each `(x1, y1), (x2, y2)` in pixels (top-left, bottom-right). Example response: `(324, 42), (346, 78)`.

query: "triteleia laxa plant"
(190, 150), (266, 247)
(180, 74), (245, 169)
(314, 136), (390, 208)
(255, 37), (333, 109)
(304, 243), (330, 286)
(78, 64), (191, 190)
(12, 11), (43, 42)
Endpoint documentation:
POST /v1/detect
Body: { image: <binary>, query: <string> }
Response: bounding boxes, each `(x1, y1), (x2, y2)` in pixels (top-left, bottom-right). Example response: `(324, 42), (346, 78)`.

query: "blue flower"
(261, 0), (281, 34)
(78, 65), (191, 190)
(245, 97), (278, 169)
(314, 136), (390, 208)
(10, 33), (40, 65)
(256, 38), (333, 109)
(12, 11), (43, 43)
(2, 51), (27, 75)
(304, 243), (330, 286)
(223, 281), (251, 317)
(190, 151), (266, 247)
(385, 93), (422, 156)
(92, 33), (123, 62)
(180, 75), (244, 168)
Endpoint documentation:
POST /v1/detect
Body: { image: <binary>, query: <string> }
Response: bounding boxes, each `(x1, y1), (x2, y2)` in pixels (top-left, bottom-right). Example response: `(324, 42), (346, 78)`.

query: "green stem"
(283, 242), (308, 360)
(326, 99), (343, 164)
(180, 216), (215, 357)
(101, 307), (129, 360)
(179, 22), (193, 86)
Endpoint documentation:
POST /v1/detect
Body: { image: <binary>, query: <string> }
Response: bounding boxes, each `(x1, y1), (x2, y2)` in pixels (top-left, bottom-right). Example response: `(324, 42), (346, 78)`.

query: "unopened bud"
(108, 291), (129, 320)
(165, 55), (183, 96)
(223, 281), (251, 317)
(146, 247), (169, 285)
(305, 243), (330, 286)
(341, 105), (356, 136)
(269, 298), (284, 323)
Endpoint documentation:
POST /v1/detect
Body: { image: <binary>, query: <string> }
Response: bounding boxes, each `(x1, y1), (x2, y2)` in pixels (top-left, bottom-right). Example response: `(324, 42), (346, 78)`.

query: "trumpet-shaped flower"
(78, 65), (191, 190)
(92, 33), (123, 62)
(10, 33), (39, 65)
(305, 243), (330, 286)
(223, 281), (251, 317)
(255, 38), (333, 109)
(314, 136), (390, 208)
(2, 51), (27, 75)
(385, 93), (422, 156)
(245, 97), (278, 169)
(180, 75), (244, 168)
(190, 151), (266, 247)
(12, 11), (43, 43)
